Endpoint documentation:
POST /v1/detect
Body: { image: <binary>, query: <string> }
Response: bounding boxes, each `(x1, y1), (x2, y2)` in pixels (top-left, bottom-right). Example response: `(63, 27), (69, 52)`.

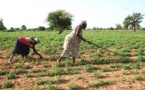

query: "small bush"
(93, 71), (104, 78)
(85, 64), (97, 72)
(50, 64), (64, 76)
(67, 83), (82, 90)
(1, 80), (13, 88)
(15, 68), (25, 75)
(38, 71), (49, 77)
(76, 75), (83, 80)
(55, 75), (63, 83)
(25, 73), (33, 78)
(101, 67), (112, 72)
(25, 85), (42, 90)
(131, 75), (144, 81)
(120, 57), (131, 63)
(31, 69), (40, 73)
(88, 80), (114, 87)
(36, 78), (43, 85)
(14, 63), (22, 69)
(6, 71), (16, 79)
(0, 68), (7, 75)
(23, 65), (30, 69)
(77, 58), (90, 65)
(137, 55), (145, 62)
(5, 53), (11, 59)
(46, 80), (57, 90)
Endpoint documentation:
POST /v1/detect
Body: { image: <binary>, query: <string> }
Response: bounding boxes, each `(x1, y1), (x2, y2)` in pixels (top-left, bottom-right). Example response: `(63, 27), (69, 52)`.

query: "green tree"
(21, 25), (27, 30)
(38, 26), (46, 31)
(123, 13), (144, 31)
(123, 16), (130, 30)
(10, 27), (14, 30)
(115, 24), (122, 30)
(46, 9), (72, 34)
(107, 27), (114, 30)
(0, 19), (6, 31)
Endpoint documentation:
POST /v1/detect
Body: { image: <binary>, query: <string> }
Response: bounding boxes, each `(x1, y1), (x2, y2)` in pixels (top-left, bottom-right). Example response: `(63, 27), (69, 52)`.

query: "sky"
(0, 0), (145, 29)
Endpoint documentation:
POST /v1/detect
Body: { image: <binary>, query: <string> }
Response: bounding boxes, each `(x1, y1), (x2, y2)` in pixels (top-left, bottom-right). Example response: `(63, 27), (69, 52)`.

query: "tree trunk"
(132, 25), (136, 32)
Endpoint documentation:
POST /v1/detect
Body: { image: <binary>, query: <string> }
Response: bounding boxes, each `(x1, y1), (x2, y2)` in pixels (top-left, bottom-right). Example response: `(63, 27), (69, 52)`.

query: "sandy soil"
(0, 50), (145, 90)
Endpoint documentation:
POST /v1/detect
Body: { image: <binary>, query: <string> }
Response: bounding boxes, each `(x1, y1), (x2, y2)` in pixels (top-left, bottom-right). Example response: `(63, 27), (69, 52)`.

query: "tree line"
(0, 10), (144, 32)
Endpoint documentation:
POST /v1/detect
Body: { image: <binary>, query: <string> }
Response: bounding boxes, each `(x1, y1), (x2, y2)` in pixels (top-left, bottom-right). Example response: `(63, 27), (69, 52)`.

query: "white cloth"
(61, 27), (82, 57)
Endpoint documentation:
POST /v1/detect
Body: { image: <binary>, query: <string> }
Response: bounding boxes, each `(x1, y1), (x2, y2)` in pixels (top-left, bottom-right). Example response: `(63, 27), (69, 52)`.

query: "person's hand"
(39, 56), (43, 59)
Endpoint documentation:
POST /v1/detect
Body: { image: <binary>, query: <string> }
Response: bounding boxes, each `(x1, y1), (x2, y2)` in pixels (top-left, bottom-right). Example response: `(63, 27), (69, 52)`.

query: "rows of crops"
(1, 30), (145, 90)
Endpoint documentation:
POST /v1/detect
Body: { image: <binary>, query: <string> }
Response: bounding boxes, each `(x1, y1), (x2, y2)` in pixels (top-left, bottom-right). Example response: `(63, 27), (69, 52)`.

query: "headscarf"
(80, 20), (87, 25)
(34, 38), (40, 44)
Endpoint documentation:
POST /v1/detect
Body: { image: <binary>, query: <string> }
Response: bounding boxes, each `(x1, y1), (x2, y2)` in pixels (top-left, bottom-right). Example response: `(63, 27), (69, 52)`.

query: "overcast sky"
(0, 0), (145, 29)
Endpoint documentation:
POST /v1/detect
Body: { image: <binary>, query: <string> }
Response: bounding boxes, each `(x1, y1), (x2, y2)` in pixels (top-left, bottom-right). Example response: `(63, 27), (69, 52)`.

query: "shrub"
(0, 68), (7, 75)
(50, 64), (63, 76)
(85, 64), (97, 72)
(88, 80), (114, 87)
(46, 80), (57, 90)
(120, 57), (131, 63)
(14, 63), (22, 69)
(25, 73), (33, 78)
(23, 64), (30, 69)
(1, 80), (13, 88)
(67, 83), (82, 90)
(55, 75), (63, 83)
(6, 71), (16, 79)
(36, 78), (43, 85)
(93, 71), (104, 78)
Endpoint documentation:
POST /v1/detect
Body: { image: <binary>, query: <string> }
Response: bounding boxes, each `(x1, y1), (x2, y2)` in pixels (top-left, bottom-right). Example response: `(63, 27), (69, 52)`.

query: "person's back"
(69, 25), (83, 36)
(18, 36), (35, 46)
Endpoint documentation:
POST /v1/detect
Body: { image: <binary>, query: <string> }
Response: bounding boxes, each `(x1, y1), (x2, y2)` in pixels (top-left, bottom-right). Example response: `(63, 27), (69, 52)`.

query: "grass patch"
(6, 71), (16, 79)
(1, 80), (13, 88)
(0, 68), (7, 75)
(88, 79), (114, 87)
(67, 83), (82, 90)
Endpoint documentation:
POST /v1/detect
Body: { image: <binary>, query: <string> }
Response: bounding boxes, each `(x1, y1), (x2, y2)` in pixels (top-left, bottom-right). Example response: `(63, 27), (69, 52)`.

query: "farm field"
(1, 30), (145, 90)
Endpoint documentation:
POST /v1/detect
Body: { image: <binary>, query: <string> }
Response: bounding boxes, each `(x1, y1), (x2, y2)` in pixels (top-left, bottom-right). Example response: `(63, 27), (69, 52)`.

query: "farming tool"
(85, 40), (120, 55)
